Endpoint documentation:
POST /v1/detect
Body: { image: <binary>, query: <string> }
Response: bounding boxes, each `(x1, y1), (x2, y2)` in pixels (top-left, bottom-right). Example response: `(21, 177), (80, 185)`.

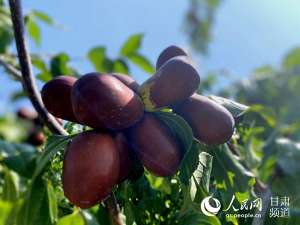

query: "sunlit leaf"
(120, 33), (143, 56)
(282, 47), (300, 69)
(32, 135), (72, 179)
(31, 10), (54, 25)
(87, 47), (113, 72)
(127, 53), (154, 74)
(113, 59), (129, 74)
(25, 16), (41, 45)
(57, 211), (85, 225)
(208, 95), (249, 117)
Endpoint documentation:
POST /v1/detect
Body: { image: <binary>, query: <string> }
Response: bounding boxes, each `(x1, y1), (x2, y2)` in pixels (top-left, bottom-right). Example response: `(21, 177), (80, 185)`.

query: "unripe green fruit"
(41, 76), (78, 122)
(156, 45), (187, 70)
(111, 73), (140, 92)
(126, 113), (182, 177)
(71, 73), (144, 130)
(62, 131), (119, 208)
(174, 94), (235, 145)
(139, 56), (200, 111)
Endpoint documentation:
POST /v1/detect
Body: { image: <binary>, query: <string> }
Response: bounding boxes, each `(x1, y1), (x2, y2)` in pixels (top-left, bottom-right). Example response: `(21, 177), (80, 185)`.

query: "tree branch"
(8, 0), (66, 135)
(8, 1), (124, 224)
(0, 56), (23, 81)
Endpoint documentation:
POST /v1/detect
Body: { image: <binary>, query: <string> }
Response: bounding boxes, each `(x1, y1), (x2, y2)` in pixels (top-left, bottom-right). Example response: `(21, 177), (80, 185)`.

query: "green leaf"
(31, 10), (54, 25)
(0, 141), (37, 177)
(26, 16), (41, 45)
(31, 58), (52, 82)
(0, 201), (13, 225)
(0, 14), (13, 53)
(127, 53), (154, 74)
(120, 34), (143, 56)
(145, 173), (172, 194)
(57, 211), (85, 225)
(123, 183), (135, 225)
(247, 105), (276, 127)
(17, 177), (52, 225)
(282, 47), (300, 69)
(37, 71), (52, 82)
(32, 135), (71, 179)
(81, 211), (100, 225)
(210, 144), (255, 193)
(193, 151), (213, 193)
(2, 168), (19, 201)
(87, 47), (113, 72)
(276, 138), (300, 176)
(208, 95), (249, 117)
(179, 141), (201, 185)
(155, 111), (194, 153)
(50, 53), (74, 76)
(46, 181), (57, 223)
(113, 59), (129, 74)
(32, 57), (47, 71)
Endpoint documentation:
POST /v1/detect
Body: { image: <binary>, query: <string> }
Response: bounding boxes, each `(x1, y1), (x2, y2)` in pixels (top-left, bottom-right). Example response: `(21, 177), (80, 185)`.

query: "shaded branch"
(8, 1), (124, 224)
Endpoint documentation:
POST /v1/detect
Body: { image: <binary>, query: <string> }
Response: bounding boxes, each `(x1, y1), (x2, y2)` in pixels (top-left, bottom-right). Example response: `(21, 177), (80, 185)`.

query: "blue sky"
(1, 0), (300, 113)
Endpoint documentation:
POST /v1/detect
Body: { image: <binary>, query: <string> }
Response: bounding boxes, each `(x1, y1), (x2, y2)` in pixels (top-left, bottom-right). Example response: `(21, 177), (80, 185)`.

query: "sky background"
(1, 0), (300, 113)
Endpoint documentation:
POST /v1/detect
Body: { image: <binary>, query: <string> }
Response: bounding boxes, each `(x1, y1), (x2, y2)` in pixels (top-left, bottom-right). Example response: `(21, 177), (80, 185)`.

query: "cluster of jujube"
(41, 45), (235, 208)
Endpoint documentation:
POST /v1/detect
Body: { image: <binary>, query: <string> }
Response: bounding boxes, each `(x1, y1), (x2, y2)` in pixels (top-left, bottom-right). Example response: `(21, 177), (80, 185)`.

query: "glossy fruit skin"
(111, 73), (140, 92)
(41, 76), (78, 122)
(114, 133), (132, 182)
(71, 73), (144, 130)
(156, 45), (187, 69)
(139, 56), (200, 111)
(174, 94), (235, 145)
(62, 131), (120, 208)
(126, 113), (182, 177)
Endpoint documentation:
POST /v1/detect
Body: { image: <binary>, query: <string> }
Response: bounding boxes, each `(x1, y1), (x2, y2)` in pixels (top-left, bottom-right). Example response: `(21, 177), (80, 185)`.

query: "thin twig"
(8, 1), (124, 224)
(105, 193), (124, 225)
(8, 0), (66, 135)
(0, 56), (22, 81)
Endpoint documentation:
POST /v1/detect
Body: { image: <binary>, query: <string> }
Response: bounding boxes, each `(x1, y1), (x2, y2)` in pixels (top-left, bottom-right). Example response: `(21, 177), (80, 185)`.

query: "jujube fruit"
(71, 73), (144, 130)
(111, 73), (140, 92)
(156, 45), (188, 69)
(126, 113), (182, 177)
(17, 107), (38, 120)
(139, 56), (200, 111)
(174, 94), (235, 145)
(114, 132), (133, 183)
(62, 131), (120, 208)
(41, 76), (78, 122)
(26, 131), (45, 146)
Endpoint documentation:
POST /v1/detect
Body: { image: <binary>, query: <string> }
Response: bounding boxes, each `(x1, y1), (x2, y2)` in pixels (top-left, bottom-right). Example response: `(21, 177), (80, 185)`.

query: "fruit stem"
(105, 193), (124, 225)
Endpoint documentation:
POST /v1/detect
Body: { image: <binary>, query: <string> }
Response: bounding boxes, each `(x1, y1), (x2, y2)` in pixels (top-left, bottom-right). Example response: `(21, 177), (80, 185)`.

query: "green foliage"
(120, 34), (143, 56)
(87, 33), (154, 75)
(25, 10), (55, 46)
(184, 0), (222, 53)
